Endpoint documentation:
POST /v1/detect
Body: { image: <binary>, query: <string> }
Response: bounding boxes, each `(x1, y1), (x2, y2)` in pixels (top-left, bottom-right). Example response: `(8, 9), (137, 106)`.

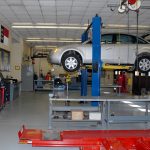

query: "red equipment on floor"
(116, 72), (127, 93)
(0, 87), (5, 109)
(18, 125), (150, 150)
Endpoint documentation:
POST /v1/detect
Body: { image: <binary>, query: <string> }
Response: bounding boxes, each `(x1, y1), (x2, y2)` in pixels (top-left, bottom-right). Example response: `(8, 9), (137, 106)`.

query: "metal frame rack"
(49, 96), (150, 130)
(104, 99), (150, 126)
(49, 97), (102, 129)
(34, 80), (54, 91)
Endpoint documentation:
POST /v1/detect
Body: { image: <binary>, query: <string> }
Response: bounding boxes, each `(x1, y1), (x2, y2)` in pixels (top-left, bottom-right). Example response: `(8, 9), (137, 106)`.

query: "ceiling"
(0, 0), (149, 49)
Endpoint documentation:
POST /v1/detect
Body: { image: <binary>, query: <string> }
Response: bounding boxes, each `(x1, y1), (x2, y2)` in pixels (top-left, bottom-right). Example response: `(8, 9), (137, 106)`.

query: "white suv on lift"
(48, 33), (150, 73)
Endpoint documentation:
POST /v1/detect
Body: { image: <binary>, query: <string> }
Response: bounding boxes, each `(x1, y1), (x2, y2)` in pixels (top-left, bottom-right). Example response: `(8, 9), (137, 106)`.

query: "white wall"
(10, 40), (31, 81)
(0, 25), (11, 78)
(34, 58), (51, 77)
(33, 58), (66, 77)
(101, 71), (114, 85)
(11, 41), (23, 80)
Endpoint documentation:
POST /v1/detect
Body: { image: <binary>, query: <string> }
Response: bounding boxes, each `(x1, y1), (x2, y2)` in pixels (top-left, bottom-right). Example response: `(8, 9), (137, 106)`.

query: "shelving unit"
(49, 97), (102, 129)
(49, 97), (150, 130)
(34, 80), (54, 91)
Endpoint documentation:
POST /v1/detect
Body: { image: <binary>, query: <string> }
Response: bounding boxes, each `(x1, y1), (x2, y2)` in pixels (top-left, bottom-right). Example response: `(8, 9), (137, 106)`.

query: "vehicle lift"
(18, 15), (150, 149)
(81, 14), (101, 97)
(19, 125), (150, 150)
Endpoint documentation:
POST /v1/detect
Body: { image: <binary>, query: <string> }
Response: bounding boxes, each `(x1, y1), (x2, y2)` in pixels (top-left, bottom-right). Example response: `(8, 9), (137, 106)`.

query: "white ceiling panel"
(0, 0), (7, 5)
(26, 6), (41, 11)
(11, 6), (27, 14)
(73, 1), (90, 7)
(44, 15), (56, 19)
(56, 0), (73, 6)
(43, 12), (56, 16)
(0, 0), (148, 46)
(57, 19), (69, 24)
(69, 19), (82, 24)
(57, 12), (71, 16)
(57, 6), (70, 11)
(39, 0), (56, 6)
(0, 6), (12, 12)
(23, 0), (39, 6)
(30, 14), (43, 18)
(6, 0), (22, 5)
(71, 6), (86, 12)
(44, 18), (56, 22)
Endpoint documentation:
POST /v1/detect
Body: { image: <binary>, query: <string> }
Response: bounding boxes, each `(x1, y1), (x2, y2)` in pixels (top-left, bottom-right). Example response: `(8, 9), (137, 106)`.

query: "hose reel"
(118, 0), (141, 13)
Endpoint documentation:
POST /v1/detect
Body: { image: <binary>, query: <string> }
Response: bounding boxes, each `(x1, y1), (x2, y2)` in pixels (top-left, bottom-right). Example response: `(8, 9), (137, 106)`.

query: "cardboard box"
(71, 110), (84, 120)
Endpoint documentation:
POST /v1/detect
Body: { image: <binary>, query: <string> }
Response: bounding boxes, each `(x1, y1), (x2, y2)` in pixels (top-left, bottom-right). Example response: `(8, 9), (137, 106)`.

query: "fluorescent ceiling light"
(12, 22), (33, 25)
(138, 108), (150, 112)
(36, 23), (87, 26)
(12, 22), (150, 30)
(122, 101), (133, 104)
(12, 25), (86, 30)
(26, 38), (81, 43)
(107, 24), (127, 28)
(27, 38), (80, 40)
(104, 24), (150, 29)
(129, 104), (141, 108)
(26, 39), (80, 43)
(36, 23), (57, 25)
(35, 45), (57, 48)
(27, 38), (42, 40)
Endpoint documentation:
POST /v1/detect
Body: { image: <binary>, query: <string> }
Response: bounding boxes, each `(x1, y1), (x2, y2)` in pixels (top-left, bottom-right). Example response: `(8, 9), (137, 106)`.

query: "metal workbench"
(49, 95), (150, 130)
(34, 80), (54, 91)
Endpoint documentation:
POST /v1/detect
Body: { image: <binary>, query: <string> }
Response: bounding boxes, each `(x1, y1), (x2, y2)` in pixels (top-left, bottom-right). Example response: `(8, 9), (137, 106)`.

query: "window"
(137, 38), (148, 44)
(129, 35), (147, 44)
(116, 34), (148, 44)
(3, 51), (10, 71)
(101, 34), (113, 44)
(116, 34), (136, 44)
(0, 49), (10, 71)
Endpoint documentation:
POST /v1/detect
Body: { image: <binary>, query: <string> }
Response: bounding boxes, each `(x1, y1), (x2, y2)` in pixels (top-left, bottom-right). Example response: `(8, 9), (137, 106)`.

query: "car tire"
(61, 53), (81, 72)
(136, 56), (150, 73)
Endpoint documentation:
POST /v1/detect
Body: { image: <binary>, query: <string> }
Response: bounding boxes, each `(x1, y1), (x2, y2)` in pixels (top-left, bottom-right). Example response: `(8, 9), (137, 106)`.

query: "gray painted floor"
(0, 90), (150, 150)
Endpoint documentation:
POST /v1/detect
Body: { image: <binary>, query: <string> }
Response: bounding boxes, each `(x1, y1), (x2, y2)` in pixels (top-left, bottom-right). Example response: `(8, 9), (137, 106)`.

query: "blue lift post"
(92, 15), (101, 97)
(81, 15), (101, 98)
(80, 20), (89, 97)
(81, 69), (88, 96)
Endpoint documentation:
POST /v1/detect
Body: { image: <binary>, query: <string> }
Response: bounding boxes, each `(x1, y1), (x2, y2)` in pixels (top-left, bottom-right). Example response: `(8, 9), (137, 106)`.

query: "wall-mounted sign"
(0, 25), (9, 46)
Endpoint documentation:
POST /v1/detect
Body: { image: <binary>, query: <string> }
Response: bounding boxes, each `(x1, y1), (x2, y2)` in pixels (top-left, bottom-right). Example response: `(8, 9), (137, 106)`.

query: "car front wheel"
(61, 53), (81, 72)
(137, 56), (150, 73)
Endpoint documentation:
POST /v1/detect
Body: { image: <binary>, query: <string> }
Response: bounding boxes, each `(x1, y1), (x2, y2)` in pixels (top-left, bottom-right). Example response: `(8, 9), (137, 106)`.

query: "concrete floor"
(0, 90), (150, 150)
